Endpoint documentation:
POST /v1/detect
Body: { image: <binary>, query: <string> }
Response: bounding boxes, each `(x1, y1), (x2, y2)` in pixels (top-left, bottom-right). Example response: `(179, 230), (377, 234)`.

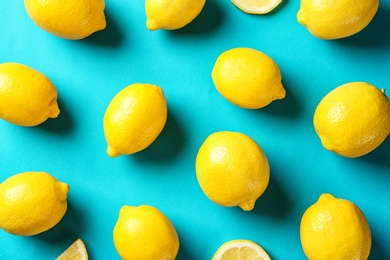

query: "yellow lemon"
(231, 0), (282, 14)
(314, 82), (390, 158)
(0, 171), (69, 236)
(56, 239), (88, 260)
(300, 193), (371, 259)
(0, 62), (60, 126)
(103, 83), (167, 157)
(196, 131), (270, 211)
(113, 205), (180, 260)
(297, 0), (379, 39)
(211, 47), (285, 109)
(145, 0), (206, 30)
(24, 0), (106, 40)
(212, 239), (271, 260)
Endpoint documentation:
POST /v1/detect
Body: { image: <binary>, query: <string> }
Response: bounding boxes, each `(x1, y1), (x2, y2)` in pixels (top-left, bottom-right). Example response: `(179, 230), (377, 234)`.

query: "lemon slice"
(56, 239), (88, 260)
(231, 0), (282, 14)
(212, 239), (271, 260)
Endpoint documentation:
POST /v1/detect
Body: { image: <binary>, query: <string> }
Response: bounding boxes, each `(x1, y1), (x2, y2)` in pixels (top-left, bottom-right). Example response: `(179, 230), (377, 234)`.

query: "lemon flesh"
(300, 194), (371, 259)
(24, 0), (106, 39)
(103, 83), (167, 157)
(231, 0), (283, 14)
(212, 47), (285, 109)
(314, 82), (390, 158)
(56, 239), (88, 260)
(113, 205), (179, 260)
(196, 131), (270, 211)
(146, 0), (206, 30)
(0, 172), (69, 236)
(212, 239), (271, 260)
(297, 0), (379, 39)
(0, 62), (60, 126)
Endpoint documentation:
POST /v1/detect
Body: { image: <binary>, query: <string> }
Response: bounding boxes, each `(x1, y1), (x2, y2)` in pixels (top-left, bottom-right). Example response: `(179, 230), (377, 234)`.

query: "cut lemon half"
(56, 239), (88, 260)
(212, 239), (271, 260)
(231, 0), (282, 14)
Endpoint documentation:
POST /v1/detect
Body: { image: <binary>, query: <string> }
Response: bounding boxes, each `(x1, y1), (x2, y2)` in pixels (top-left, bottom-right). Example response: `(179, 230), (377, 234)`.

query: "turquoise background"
(1, 1), (389, 259)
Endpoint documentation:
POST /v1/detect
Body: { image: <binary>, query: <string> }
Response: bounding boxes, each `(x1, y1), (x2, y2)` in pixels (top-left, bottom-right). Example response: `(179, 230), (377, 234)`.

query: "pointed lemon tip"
(146, 18), (160, 31)
(59, 182), (70, 201)
(297, 9), (305, 25)
(238, 200), (256, 211)
(319, 193), (335, 202)
(107, 146), (120, 158)
(275, 84), (287, 100)
(49, 99), (60, 118)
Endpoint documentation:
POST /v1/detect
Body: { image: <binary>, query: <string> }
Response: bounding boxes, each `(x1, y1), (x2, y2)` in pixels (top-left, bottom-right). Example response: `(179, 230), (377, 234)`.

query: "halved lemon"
(231, 0), (282, 14)
(56, 239), (88, 260)
(212, 239), (271, 260)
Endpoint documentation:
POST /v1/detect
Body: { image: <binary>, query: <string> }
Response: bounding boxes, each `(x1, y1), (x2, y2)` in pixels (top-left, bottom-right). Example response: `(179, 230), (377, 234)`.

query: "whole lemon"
(113, 205), (180, 260)
(211, 47), (286, 109)
(314, 82), (390, 158)
(0, 171), (69, 236)
(24, 0), (106, 40)
(0, 62), (60, 126)
(103, 83), (167, 157)
(300, 193), (371, 259)
(195, 131), (270, 211)
(145, 0), (206, 30)
(297, 0), (379, 39)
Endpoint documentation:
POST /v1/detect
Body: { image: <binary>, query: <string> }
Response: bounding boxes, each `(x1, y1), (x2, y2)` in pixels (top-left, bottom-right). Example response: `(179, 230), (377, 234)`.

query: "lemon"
(24, 0), (106, 40)
(56, 239), (88, 260)
(212, 239), (271, 260)
(297, 0), (379, 39)
(145, 0), (206, 30)
(0, 171), (69, 236)
(231, 0), (282, 14)
(314, 82), (390, 158)
(0, 62), (60, 126)
(211, 47), (285, 109)
(196, 131), (270, 211)
(113, 205), (179, 260)
(300, 193), (371, 259)
(103, 83), (167, 157)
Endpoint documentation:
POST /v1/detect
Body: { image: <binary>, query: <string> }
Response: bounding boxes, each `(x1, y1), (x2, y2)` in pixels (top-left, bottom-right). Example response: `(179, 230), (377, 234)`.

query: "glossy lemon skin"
(24, 0), (106, 39)
(0, 172), (69, 236)
(103, 83), (167, 157)
(212, 47), (285, 109)
(300, 194), (371, 260)
(196, 131), (270, 211)
(314, 82), (390, 158)
(297, 0), (379, 39)
(113, 205), (179, 260)
(145, 0), (206, 30)
(0, 62), (60, 126)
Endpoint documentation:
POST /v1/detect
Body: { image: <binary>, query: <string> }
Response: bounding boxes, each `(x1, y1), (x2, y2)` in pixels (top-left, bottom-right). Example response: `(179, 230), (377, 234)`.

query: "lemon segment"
(300, 194), (371, 259)
(313, 82), (390, 158)
(196, 131), (270, 211)
(113, 205), (179, 260)
(56, 239), (88, 260)
(0, 172), (69, 236)
(103, 83), (167, 157)
(0, 62), (60, 126)
(145, 0), (206, 30)
(297, 0), (379, 39)
(24, 0), (106, 40)
(231, 0), (283, 14)
(212, 47), (285, 109)
(212, 239), (271, 260)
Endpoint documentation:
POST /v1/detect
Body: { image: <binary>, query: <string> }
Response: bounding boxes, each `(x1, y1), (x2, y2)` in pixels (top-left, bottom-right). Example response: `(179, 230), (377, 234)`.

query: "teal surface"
(1, 1), (390, 259)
